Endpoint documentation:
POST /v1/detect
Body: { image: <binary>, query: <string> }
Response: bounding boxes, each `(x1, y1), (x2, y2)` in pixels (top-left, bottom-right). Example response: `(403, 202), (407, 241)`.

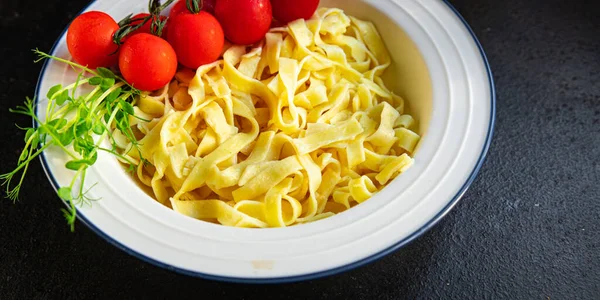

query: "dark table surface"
(1, 0), (599, 298)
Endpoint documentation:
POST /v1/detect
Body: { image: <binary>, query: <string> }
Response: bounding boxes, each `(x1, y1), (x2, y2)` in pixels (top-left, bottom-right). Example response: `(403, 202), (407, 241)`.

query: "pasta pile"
(115, 8), (421, 227)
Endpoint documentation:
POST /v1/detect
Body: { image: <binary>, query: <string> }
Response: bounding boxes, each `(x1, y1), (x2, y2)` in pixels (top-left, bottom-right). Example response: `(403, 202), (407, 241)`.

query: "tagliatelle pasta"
(115, 8), (421, 227)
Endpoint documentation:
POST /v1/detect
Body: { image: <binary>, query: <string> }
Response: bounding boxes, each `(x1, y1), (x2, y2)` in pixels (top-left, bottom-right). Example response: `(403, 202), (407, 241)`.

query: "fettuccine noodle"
(116, 8), (421, 227)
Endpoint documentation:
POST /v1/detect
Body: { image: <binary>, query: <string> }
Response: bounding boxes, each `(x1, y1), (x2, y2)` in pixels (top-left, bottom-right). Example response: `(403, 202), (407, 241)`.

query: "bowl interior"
(40, 0), (436, 233)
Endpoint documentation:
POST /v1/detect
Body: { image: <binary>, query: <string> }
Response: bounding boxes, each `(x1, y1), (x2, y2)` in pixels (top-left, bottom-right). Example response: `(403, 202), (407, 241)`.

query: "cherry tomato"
(167, 11), (224, 69)
(129, 13), (168, 37)
(271, 0), (319, 24)
(118, 33), (177, 91)
(66, 11), (119, 69)
(215, 0), (272, 45)
(169, 0), (188, 17)
(169, 0), (216, 17)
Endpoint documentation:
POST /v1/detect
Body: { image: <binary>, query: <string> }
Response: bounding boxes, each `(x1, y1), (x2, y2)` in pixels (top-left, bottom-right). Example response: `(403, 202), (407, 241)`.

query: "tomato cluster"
(66, 0), (320, 92)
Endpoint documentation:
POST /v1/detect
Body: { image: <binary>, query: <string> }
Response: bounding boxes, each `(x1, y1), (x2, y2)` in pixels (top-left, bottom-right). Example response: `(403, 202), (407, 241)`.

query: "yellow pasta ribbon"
(118, 7), (421, 228)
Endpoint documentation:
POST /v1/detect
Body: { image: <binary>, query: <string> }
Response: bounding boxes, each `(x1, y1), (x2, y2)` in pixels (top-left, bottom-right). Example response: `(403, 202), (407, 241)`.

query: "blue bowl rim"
(33, 0), (496, 284)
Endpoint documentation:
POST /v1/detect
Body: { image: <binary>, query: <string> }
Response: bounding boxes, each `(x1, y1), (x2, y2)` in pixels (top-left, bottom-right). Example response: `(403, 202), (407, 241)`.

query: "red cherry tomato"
(169, 0), (188, 17)
(66, 11), (119, 69)
(118, 33), (177, 91)
(271, 0), (319, 24)
(169, 0), (188, 18)
(215, 0), (272, 45)
(129, 13), (168, 37)
(169, 0), (216, 17)
(167, 11), (224, 69)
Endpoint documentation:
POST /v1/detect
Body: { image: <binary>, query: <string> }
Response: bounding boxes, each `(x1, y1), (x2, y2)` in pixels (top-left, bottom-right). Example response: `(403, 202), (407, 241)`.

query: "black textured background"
(1, 0), (599, 298)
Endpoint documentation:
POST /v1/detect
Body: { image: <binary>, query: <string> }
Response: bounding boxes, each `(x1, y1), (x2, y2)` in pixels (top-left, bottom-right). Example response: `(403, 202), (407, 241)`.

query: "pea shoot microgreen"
(1, 49), (149, 231)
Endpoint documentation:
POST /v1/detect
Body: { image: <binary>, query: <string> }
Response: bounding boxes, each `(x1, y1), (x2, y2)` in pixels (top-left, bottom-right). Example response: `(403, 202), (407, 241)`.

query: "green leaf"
(85, 134), (94, 145)
(78, 106), (89, 120)
(65, 160), (87, 171)
(31, 135), (39, 150)
(85, 118), (93, 131)
(19, 148), (29, 162)
(55, 90), (70, 105)
(73, 138), (81, 154)
(24, 128), (35, 142)
(88, 77), (102, 85)
(92, 123), (104, 135)
(66, 152), (97, 171)
(74, 134), (95, 156)
(96, 67), (115, 79)
(85, 135), (95, 154)
(106, 88), (122, 103)
(58, 187), (72, 200)
(75, 121), (92, 138)
(47, 118), (68, 130)
(100, 78), (115, 91)
(39, 125), (57, 137)
(47, 84), (62, 100)
(116, 110), (126, 121)
(119, 100), (135, 115)
(87, 152), (98, 165)
(58, 130), (75, 146)
(75, 121), (91, 138)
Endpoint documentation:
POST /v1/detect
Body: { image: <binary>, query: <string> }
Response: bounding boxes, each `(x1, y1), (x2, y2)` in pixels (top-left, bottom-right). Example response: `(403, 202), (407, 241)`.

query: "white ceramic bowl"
(35, 0), (495, 282)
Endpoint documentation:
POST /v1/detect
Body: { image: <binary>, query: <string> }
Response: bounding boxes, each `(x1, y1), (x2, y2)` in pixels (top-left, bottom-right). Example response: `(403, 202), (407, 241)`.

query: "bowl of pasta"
(31, 0), (494, 282)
